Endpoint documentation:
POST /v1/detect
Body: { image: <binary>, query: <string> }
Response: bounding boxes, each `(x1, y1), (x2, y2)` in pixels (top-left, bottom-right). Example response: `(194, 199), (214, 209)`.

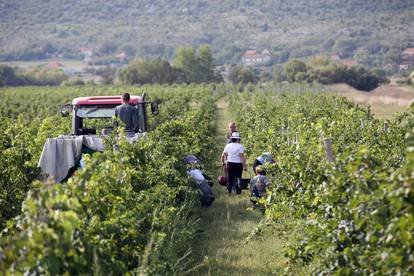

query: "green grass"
(189, 98), (305, 275)
(370, 104), (408, 120)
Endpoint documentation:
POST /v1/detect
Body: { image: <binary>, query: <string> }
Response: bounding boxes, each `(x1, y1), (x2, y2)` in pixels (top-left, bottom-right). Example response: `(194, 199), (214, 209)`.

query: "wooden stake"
(295, 132), (299, 147)
(323, 138), (335, 163)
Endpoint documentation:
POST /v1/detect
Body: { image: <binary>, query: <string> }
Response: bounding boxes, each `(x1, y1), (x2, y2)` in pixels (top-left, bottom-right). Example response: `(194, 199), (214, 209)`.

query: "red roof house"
(340, 59), (358, 67)
(241, 49), (271, 66)
(403, 48), (414, 55)
(46, 61), (64, 68)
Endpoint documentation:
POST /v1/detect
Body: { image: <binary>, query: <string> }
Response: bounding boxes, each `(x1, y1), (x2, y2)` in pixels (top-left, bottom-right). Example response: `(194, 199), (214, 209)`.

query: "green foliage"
(344, 65), (389, 91)
(173, 45), (222, 83)
(61, 78), (85, 86)
(228, 65), (257, 84)
(21, 67), (68, 86)
(284, 57), (389, 91)
(119, 46), (222, 85)
(0, 85), (217, 274)
(2, 0), (413, 66)
(98, 66), (116, 85)
(0, 65), (25, 86)
(119, 58), (182, 85)
(284, 60), (307, 82)
(229, 83), (414, 274)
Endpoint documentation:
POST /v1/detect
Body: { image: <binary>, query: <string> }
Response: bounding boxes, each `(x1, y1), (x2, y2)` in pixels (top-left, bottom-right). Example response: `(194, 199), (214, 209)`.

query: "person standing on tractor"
(115, 92), (139, 137)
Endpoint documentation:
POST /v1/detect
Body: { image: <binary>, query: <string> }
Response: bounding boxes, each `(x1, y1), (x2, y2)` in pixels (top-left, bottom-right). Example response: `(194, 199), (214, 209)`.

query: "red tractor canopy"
(60, 94), (158, 136)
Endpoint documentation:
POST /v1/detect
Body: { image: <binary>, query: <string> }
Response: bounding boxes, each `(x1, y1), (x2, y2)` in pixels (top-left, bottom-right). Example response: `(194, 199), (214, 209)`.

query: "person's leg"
(227, 162), (236, 193)
(235, 163), (243, 194)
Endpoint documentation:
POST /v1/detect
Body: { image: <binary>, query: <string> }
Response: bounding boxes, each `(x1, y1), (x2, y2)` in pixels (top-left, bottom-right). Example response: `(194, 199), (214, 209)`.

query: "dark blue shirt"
(115, 103), (138, 133)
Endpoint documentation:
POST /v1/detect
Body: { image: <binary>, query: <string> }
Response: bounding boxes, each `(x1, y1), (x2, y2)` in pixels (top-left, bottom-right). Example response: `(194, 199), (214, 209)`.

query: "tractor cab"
(60, 94), (158, 136)
(38, 93), (158, 183)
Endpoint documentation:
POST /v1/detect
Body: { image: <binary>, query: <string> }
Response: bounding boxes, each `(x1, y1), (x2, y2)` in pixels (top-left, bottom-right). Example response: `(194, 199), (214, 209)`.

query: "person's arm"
(113, 106), (120, 127)
(239, 144), (247, 171)
(221, 145), (228, 166)
(240, 152), (247, 171)
(221, 152), (228, 166)
(132, 106), (139, 132)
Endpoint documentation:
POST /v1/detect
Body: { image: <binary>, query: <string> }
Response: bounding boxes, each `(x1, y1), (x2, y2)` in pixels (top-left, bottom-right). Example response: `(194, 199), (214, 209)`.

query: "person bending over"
(250, 166), (270, 205)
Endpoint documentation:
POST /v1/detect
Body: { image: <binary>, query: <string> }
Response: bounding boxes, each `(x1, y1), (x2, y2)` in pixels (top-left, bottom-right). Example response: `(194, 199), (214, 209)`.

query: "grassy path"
(191, 98), (287, 275)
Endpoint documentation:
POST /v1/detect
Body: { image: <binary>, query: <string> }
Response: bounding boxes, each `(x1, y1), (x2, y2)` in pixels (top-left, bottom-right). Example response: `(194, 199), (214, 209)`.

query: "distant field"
(0, 59), (85, 70)
(328, 83), (414, 119)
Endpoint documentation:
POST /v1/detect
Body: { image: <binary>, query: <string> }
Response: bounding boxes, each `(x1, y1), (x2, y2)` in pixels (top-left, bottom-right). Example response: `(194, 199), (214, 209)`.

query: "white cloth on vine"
(222, 142), (245, 163)
(38, 135), (105, 182)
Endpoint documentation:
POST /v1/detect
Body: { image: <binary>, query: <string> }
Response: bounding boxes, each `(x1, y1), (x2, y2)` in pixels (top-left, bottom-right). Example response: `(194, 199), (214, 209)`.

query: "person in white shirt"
(184, 155), (215, 206)
(221, 132), (247, 194)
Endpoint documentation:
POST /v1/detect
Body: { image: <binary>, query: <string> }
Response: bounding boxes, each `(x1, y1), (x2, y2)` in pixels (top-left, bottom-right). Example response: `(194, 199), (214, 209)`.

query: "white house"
(241, 49), (272, 66)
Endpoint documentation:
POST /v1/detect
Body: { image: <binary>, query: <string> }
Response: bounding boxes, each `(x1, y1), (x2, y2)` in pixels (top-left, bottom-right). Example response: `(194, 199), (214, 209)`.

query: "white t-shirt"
(187, 169), (205, 183)
(223, 143), (245, 163)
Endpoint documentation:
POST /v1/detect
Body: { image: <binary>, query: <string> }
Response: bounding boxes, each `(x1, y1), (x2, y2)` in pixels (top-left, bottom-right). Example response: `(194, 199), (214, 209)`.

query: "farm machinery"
(38, 93), (158, 182)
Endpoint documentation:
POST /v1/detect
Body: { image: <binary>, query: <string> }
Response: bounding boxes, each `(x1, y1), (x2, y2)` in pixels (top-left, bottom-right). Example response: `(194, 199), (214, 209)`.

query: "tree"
(173, 47), (198, 83)
(99, 41), (118, 55)
(0, 65), (25, 86)
(284, 59), (307, 82)
(99, 66), (117, 85)
(173, 45), (222, 83)
(344, 66), (388, 91)
(272, 65), (284, 83)
(119, 58), (180, 85)
(197, 45), (215, 82)
(228, 65), (257, 84)
(22, 68), (68, 86)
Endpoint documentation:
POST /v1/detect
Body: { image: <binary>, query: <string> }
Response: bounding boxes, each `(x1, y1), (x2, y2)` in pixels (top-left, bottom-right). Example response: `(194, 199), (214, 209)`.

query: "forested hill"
(1, 0), (414, 65)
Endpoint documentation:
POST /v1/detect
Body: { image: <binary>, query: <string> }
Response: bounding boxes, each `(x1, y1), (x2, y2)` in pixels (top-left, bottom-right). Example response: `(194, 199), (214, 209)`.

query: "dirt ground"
(328, 83), (414, 119)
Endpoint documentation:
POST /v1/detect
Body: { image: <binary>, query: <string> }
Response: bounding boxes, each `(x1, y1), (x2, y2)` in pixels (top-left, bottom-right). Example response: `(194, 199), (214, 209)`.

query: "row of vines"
(0, 85), (217, 274)
(230, 84), (414, 275)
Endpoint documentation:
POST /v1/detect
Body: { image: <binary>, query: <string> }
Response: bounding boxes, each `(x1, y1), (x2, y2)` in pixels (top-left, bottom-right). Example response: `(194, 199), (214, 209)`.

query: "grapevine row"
(230, 83), (414, 275)
(0, 85), (216, 274)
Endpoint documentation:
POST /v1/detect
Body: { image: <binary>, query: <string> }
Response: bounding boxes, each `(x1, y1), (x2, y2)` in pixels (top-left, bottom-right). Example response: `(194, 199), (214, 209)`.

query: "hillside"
(1, 0), (414, 65)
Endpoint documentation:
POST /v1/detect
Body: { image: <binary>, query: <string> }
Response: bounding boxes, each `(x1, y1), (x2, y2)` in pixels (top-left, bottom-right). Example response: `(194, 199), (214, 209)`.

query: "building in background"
(241, 49), (272, 66)
(79, 47), (94, 64)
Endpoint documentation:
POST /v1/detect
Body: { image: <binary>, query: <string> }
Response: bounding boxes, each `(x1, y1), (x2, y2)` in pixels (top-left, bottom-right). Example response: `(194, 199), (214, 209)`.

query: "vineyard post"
(384, 121), (388, 132)
(295, 131), (299, 147)
(323, 137), (335, 163)
(361, 119), (365, 130)
(366, 106), (371, 119)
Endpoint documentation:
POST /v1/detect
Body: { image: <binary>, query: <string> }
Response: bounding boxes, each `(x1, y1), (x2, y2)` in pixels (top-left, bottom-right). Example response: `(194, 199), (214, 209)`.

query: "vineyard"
(230, 84), (414, 274)
(0, 85), (217, 274)
(0, 83), (413, 274)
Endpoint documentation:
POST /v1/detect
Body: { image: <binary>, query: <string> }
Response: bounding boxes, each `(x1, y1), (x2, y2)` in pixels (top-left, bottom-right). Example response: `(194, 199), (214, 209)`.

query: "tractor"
(38, 93), (158, 182)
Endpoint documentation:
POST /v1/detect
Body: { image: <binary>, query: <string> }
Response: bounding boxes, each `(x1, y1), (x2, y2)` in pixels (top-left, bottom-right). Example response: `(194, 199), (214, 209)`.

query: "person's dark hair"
(230, 138), (238, 143)
(256, 166), (267, 175)
(122, 92), (130, 103)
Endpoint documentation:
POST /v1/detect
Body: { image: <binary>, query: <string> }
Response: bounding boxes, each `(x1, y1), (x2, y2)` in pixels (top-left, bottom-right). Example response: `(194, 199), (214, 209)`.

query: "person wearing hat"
(252, 152), (274, 175)
(225, 121), (237, 144)
(221, 132), (247, 194)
